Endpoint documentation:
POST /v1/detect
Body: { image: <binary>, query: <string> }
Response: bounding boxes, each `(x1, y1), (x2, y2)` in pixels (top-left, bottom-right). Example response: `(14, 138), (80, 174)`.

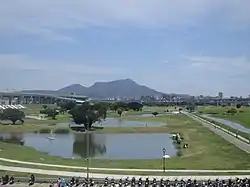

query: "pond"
(55, 118), (166, 127)
(128, 113), (178, 118)
(0, 133), (178, 159)
(128, 113), (164, 118)
(201, 114), (250, 134)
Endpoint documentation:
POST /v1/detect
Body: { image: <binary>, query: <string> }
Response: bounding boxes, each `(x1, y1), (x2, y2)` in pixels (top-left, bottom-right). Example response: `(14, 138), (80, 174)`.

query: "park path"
(183, 112), (250, 153)
(0, 157), (250, 173)
(0, 164), (250, 180)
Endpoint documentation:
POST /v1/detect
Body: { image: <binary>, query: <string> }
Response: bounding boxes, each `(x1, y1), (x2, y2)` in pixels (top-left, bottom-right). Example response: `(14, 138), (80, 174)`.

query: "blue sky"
(0, 0), (250, 97)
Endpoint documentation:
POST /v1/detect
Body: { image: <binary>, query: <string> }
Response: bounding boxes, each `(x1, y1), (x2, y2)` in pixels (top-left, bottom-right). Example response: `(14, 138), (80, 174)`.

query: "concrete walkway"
(183, 112), (250, 153)
(1, 165), (250, 180)
(0, 157), (250, 173)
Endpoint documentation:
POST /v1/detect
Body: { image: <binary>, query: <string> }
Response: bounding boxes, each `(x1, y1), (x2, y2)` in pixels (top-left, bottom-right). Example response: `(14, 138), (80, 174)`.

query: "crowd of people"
(1, 174), (250, 187)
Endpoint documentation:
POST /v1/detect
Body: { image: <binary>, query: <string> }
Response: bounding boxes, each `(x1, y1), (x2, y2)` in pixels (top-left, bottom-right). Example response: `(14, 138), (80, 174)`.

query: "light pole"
(162, 148), (166, 172)
(86, 116), (90, 184)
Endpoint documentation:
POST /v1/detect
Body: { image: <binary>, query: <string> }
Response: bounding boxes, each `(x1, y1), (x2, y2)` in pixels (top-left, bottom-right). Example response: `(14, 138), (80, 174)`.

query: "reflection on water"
(0, 132), (177, 159)
(73, 133), (106, 158)
(201, 114), (250, 133)
(0, 133), (24, 145)
(128, 114), (164, 118)
(56, 118), (166, 127)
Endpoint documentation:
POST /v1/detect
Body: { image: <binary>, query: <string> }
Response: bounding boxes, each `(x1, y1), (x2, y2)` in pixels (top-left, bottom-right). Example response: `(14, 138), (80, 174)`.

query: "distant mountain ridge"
(19, 78), (188, 99)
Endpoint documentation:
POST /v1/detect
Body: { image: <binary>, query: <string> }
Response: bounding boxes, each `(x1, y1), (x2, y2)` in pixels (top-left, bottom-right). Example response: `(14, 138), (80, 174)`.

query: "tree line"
(40, 101), (144, 129)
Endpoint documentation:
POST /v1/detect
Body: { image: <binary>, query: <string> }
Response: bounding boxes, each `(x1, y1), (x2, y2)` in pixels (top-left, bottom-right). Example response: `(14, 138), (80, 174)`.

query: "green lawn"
(0, 114), (250, 170)
(198, 106), (250, 128)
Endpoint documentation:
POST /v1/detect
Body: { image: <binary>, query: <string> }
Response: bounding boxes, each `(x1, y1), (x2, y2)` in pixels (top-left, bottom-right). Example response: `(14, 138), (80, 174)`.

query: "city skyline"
(0, 1), (250, 96)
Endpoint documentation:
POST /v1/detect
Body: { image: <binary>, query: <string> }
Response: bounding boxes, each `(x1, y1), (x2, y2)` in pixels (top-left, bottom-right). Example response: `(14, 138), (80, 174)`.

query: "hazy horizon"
(0, 1), (250, 96)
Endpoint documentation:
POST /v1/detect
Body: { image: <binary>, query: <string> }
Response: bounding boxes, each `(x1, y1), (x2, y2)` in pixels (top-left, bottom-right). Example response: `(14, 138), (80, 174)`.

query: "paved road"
(1, 157), (250, 173)
(0, 165), (250, 180)
(183, 112), (250, 153)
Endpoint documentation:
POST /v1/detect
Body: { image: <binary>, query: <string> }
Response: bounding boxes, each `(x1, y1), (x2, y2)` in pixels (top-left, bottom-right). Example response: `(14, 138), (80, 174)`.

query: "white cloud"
(136, 55), (250, 96)
(0, 53), (122, 75)
(184, 55), (250, 75)
(0, 53), (127, 90)
(0, 0), (250, 40)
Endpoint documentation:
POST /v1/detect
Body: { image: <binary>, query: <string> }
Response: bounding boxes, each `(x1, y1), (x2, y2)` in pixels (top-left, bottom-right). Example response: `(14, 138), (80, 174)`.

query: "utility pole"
(86, 116), (90, 185)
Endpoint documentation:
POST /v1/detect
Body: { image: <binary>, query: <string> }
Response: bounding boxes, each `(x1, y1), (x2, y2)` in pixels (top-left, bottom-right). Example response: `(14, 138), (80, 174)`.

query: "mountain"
(19, 79), (163, 99)
(87, 79), (162, 98)
(57, 84), (87, 94)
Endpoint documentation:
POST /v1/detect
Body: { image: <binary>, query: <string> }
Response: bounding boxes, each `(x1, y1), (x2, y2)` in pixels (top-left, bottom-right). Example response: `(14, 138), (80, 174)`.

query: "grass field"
(198, 106), (250, 128)
(0, 114), (250, 170)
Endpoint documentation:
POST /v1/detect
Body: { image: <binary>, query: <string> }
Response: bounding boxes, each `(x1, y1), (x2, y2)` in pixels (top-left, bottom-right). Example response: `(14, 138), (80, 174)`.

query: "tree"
(42, 105), (48, 109)
(152, 112), (158, 116)
(110, 102), (128, 111)
(90, 102), (108, 119)
(59, 107), (67, 114)
(70, 102), (108, 129)
(117, 108), (124, 117)
(40, 108), (59, 120)
(0, 108), (25, 125)
(186, 103), (195, 112)
(127, 102), (143, 111)
(60, 101), (76, 111)
(236, 104), (241, 108)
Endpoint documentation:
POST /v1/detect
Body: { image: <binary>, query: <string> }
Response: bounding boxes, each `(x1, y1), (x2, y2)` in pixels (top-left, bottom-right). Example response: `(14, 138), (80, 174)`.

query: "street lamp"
(86, 116), (90, 184)
(162, 148), (166, 172)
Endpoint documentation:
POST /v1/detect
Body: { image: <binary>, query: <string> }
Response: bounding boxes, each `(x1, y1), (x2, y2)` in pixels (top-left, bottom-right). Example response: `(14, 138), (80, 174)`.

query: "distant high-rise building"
(218, 92), (223, 99)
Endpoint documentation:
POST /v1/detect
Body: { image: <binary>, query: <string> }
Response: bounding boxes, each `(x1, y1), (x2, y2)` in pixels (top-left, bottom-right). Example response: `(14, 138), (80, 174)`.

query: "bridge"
(0, 92), (89, 105)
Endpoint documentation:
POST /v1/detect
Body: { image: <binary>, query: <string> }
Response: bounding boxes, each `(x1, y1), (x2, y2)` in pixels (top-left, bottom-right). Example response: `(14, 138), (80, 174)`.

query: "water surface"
(201, 114), (250, 134)
(0, 133), (177, 159)
(56, 118), (166, 127)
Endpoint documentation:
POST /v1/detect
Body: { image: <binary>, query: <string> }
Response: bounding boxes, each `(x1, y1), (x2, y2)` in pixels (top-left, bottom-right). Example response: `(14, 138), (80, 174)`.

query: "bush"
(152, 112), (158, 116)
(39, 128), (51, 134)
(236, 104), (241, 108)
(177, 150), (183, 157)
(208, 112), (219, 115)
(54, 128), (70, 134)
(227, 108), (237, 114)
(48, 123), (56, 126)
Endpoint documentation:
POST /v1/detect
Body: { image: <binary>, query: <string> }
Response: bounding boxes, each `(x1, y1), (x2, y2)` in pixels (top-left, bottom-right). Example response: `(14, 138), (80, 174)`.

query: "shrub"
(177, 150), (183, 157)
(236, 104), (241, 108)
(227, 108), (237, 114)
(39, 128), (51, 134)
(54, 128), (70, 134)
(208, 112), (218, 115)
